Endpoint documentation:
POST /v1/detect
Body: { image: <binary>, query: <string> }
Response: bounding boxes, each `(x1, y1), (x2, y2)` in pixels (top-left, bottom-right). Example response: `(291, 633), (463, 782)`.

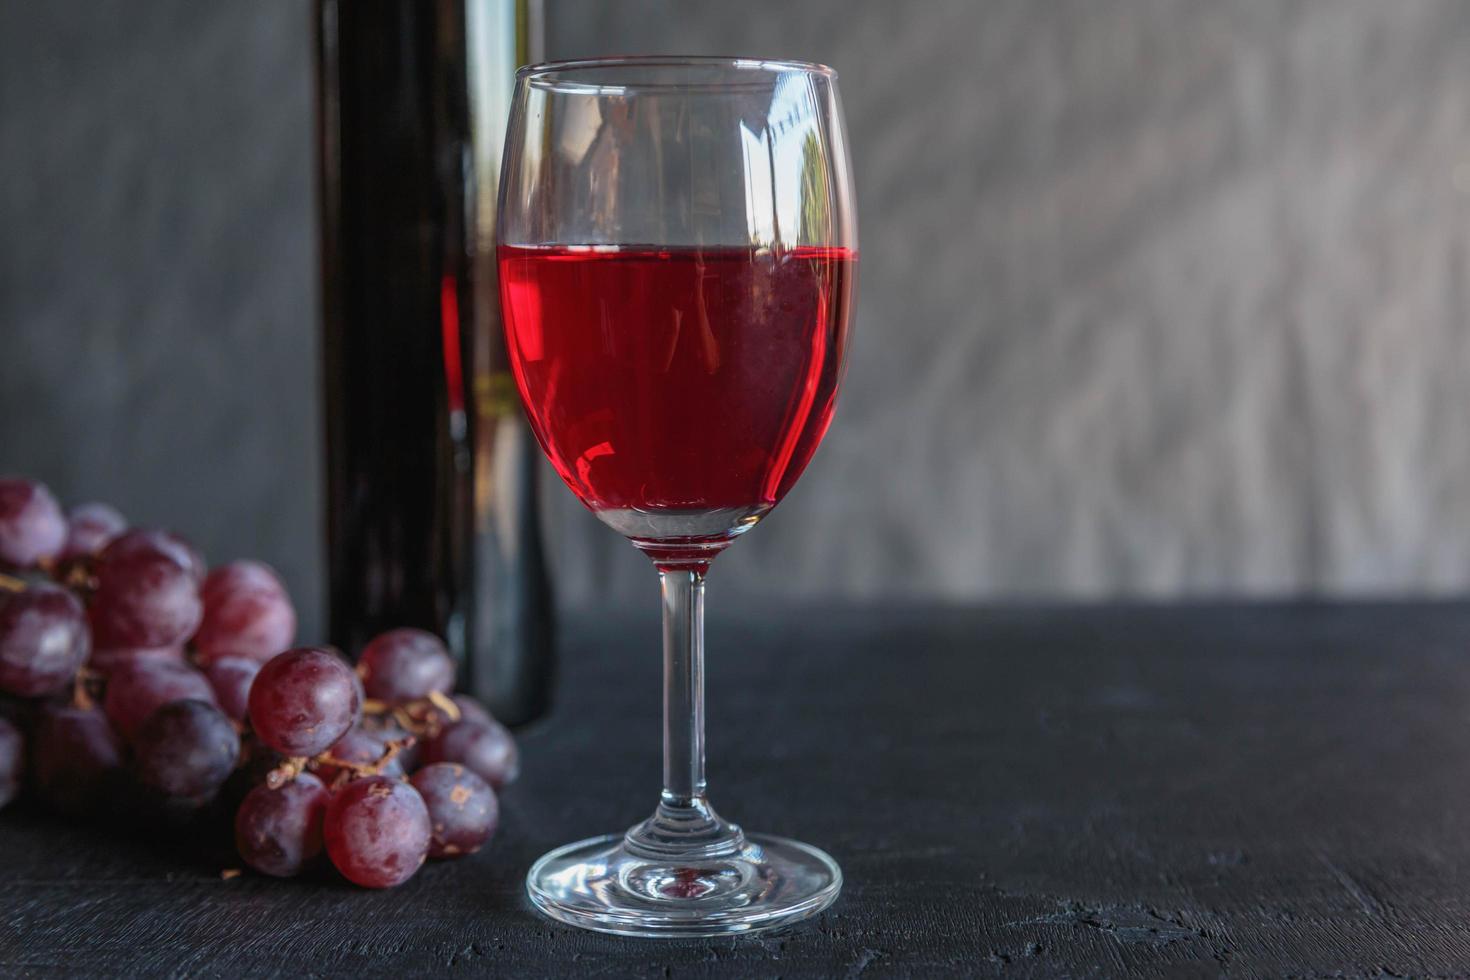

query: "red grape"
(102, 528), (205, 582)
(204, 656), (260, 723)
(32, 704), (125, 815)
(0, 583), (90, 697)
(235, 772), (330, 877)
(88, 644), (184, 675)
(0, 478), (67, 568)
(324, 776), (430, 888)
(103, 659), (216, 741)
(248, 647), (361, 758)
(422, 719), (519, 790)
(59, 502), (127, 559)
(0, 716), (22, 809)
(451, 694), (493, 727)
(410, 763), (498, 858)
(133, 699), (240, 800)
(314, 726), (406, 785)
(90, 530), (204, 648)
(356, 628), (455, 704)
(194, 561), (296, 665)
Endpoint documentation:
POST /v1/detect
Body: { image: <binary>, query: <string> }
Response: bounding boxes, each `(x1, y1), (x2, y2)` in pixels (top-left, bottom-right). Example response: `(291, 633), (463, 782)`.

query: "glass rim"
(516, 55), (838, 81)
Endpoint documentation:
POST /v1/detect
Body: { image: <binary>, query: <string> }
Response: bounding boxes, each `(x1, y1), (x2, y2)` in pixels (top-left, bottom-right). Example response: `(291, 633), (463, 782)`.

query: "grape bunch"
(0, 476), (518, 889)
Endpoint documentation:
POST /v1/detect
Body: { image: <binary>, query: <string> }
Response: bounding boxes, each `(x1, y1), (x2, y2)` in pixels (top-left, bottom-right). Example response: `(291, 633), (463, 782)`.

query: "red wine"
(498, 245), (856, 519)
(317, 0), (553, 725)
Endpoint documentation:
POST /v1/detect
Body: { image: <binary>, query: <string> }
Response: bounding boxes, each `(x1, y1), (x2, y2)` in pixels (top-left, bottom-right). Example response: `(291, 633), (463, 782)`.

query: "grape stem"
(365, 691), (461, 739)
(0, 573), (26, 593)
(57, 563), (96, 594)
(314, 736), (415, 789)
(71, 668), (100, 711)
(426, 689), (460, 721)
(265, 756), (310, 790)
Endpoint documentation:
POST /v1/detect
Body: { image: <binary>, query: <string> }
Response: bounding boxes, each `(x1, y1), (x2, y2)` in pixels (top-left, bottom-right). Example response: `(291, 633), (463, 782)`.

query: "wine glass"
(497, 55), (857, 937)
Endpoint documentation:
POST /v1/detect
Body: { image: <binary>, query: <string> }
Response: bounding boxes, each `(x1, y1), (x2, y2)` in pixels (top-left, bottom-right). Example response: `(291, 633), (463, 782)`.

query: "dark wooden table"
(6, 603), (1470, 977)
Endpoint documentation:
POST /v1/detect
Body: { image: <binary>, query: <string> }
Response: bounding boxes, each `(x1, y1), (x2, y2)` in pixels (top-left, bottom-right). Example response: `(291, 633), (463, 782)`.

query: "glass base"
(526, 829), (842, 938)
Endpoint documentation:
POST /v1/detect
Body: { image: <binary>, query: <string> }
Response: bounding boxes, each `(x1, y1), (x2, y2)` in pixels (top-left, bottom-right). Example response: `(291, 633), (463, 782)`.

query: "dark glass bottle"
(316, 0), (552, 726)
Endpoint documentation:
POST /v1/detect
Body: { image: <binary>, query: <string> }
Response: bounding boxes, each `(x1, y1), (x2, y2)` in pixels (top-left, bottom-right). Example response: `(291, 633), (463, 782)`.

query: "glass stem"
(660, 568), (706, 806)
(623, 564), (741, 859)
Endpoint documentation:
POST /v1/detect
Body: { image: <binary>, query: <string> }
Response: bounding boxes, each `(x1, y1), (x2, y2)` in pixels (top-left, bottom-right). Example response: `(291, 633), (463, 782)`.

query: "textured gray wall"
(4, 2), (1470, 637)
(0, 3), (320, 616)
(551, 0), (1470, 604)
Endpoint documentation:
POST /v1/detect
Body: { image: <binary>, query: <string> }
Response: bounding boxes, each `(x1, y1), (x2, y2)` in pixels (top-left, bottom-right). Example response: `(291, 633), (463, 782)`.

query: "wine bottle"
(316, 0), (553, 726)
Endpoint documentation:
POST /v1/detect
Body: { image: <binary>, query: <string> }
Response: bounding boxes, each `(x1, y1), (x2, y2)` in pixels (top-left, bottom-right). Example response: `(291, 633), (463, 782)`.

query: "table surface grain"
(5, 602), (1470, 978)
